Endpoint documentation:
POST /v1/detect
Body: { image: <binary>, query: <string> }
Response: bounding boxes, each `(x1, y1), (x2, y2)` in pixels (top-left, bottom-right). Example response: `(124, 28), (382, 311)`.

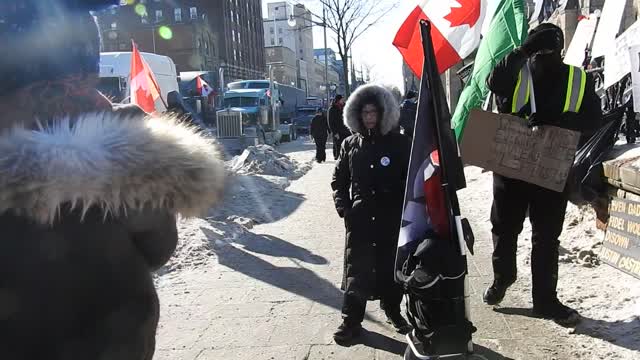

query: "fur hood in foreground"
(0, 112), (225, 224)
(343, 84), (400, 136)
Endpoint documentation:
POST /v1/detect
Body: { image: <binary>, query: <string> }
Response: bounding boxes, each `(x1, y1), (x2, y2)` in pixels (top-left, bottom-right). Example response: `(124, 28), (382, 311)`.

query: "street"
(153, 140), (639, 360)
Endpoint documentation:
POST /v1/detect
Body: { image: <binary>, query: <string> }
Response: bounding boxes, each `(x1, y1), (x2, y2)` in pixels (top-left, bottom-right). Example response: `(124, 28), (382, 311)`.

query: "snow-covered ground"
(462, 166), (640, 359)
(154, 139), (639, 358)
(156, 141), (315, 277)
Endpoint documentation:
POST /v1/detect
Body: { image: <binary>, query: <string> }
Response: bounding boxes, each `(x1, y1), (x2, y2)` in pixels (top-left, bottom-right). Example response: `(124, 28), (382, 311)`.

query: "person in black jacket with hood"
(484, 23), (602, 326)
(0, 2), (225, 359)
(328, 94), (351, 160)
(310, 108), (330, 163)
(331, 84), (412, 344)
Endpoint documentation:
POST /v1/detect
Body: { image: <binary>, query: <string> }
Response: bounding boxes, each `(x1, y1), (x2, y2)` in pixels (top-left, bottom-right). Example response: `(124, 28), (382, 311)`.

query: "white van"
(98, 52), (179, 112)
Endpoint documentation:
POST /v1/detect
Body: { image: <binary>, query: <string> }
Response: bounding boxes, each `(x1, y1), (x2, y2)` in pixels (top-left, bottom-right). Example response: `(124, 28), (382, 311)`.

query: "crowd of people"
(0, 0), (610, 357)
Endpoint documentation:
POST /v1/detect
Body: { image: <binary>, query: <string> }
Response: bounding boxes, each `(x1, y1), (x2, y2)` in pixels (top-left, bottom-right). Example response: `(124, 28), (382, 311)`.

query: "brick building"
(96, 0), (265, 84)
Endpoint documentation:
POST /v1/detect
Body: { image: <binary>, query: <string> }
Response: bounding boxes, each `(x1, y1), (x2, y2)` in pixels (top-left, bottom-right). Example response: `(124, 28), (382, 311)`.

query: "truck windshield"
(224, 97), (260, 107)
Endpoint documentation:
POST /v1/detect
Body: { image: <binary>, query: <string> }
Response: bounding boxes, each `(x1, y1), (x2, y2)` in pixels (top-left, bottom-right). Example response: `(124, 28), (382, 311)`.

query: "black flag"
(395, 20), (475, 357)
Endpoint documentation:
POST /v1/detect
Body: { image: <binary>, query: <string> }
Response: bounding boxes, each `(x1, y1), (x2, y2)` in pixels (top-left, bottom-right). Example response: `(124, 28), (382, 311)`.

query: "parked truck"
(215, 85), (282, 154)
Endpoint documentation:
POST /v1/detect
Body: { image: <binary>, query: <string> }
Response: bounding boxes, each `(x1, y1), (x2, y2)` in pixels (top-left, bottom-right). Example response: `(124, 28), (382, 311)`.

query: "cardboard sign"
(629, 44), (640, 112)
(604, 20), (640, 89)
(461, 109), (580, 192)
(602, 197), (640, 279)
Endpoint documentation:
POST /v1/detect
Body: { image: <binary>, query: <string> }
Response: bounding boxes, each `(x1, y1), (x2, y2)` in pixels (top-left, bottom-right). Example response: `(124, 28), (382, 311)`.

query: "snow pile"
(157, 141), (314, 276)
(227, 145), (310, 179)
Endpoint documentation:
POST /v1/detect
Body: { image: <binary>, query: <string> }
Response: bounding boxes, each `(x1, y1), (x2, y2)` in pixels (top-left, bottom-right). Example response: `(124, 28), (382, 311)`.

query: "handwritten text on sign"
(461, 110), (580, 192)
(602, 197), (640, 279)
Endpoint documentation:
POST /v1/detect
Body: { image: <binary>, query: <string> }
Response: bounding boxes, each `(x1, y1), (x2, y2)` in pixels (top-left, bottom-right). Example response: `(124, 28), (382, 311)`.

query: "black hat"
(0, 0), (119, 96)
(334, 94), (344, 102)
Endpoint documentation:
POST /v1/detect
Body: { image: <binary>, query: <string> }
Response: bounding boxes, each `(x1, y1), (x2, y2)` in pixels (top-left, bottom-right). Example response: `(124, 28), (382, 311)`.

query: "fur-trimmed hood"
(343, 84), (400, 136)
(0, 112), (225, 224)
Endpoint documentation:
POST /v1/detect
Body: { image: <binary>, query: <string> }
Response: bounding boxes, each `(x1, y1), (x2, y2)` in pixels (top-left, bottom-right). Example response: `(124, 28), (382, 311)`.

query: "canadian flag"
(394, 0), (496, 77)
(130, 41), (163, 114)
(196, 75), (211, 96)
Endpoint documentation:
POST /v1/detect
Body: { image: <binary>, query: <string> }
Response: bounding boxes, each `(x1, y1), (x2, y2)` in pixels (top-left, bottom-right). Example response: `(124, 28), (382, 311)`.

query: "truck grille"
(216, 111), (243, 138)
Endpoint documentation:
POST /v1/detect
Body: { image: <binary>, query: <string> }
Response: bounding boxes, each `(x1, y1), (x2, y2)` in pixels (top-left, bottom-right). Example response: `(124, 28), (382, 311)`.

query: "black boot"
(386, 311), (412, 334)
(333, 321), (362, 345)
(483, 281), (512, 305)
(533, 298), (581, 327)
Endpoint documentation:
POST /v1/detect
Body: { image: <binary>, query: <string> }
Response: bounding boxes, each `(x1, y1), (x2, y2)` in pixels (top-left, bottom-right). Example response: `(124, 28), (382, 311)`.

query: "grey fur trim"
(0, 112), (226, 224)
(343, 84), (400, 135)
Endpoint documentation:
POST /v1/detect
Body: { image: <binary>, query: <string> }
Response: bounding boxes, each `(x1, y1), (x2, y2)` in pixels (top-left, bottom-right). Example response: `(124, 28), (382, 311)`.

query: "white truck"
(98, 52), (179, 112)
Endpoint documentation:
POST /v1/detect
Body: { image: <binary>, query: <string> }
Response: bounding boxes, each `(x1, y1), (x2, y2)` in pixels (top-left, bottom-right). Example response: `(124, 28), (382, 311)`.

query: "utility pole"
(323, 5), (330, 111)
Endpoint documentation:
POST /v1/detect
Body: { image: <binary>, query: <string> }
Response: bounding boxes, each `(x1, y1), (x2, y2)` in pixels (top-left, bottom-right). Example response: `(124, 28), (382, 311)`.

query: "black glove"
(527, 113), (543, 128)
(521, 28), (563, 57)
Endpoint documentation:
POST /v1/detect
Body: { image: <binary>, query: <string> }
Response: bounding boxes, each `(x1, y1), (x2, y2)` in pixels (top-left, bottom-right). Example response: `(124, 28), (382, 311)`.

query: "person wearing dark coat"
(484, 23), (602, 326)
(398, 90), (418, 138)
(331, 84), (412, 344)
(0, 2), (225, 359)
(328, 94), (351, 160)
(310, 108), (330, 163)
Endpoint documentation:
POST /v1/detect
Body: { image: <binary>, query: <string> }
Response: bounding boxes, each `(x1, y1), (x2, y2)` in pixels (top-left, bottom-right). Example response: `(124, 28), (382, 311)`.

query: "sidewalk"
(152, 144), (636, 360)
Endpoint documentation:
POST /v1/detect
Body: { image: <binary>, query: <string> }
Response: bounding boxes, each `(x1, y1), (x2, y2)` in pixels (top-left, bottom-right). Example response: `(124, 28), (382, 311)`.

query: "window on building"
(190, 7), (197, 20)
(174, 8), (182, 22)
(270, 39), (275, 45)
(279, 37), (283, 44)
(236, 13), (239, 24)
(270, 27), (274, 34)
(155, 10), (163, 22)
(232, 30), (236, 42)
(278, 28), (282, 34)
(230, 10), (234, 22)
(111, 22), (117, 29)
(234, 49), (237, 62)
(119, 43), (127, 50)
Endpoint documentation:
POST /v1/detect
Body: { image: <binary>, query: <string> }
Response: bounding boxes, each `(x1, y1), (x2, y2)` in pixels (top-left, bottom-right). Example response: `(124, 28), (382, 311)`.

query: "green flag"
(451, 0), (528, 140)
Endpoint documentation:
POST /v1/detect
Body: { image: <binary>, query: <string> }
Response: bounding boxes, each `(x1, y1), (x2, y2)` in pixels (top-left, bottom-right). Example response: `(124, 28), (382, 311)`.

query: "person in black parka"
(328, 94), (351, 160)
(484, 23), (602, 327)
(310, 108), (330, 163)
(0, 2), (225, 359)
(331, 84), (412, 344)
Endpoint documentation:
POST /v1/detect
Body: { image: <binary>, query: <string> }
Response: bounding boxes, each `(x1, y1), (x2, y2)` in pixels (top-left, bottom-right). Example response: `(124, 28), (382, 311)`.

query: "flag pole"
(419, 20), (466, 255)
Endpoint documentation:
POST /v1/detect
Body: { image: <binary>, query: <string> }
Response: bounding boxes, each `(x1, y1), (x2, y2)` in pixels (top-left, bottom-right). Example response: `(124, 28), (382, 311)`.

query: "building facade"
(313, 48), (346, 95)
(264, 46), (298, 87)
(97, 0), (266, 86)
(97, 2), (219, 74)
(264, 2), (316, 94)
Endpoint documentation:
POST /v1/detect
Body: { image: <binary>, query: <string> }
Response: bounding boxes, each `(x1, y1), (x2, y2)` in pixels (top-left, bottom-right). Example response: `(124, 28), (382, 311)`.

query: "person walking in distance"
(328, 94), (350, 160)
(310, 108), (330, 163)
(0, 1), (225, 359)
(484, 23), (602, 326)
(331, 84), (412, 344)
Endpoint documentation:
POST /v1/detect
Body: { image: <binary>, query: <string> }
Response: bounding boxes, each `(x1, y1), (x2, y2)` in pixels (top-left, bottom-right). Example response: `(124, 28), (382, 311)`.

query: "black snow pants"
(315, 136), (327, 162)
(490, 174), (568, 307)
(342, 282), (404, 325)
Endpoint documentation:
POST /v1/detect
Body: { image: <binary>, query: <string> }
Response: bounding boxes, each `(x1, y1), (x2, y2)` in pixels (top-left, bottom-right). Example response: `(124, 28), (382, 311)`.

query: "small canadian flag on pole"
(394, 0), (495, 77)
(130, 40), (164, 114)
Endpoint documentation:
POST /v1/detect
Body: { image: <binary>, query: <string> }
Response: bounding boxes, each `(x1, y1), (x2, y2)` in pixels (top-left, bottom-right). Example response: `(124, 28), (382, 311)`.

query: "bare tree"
(319, 0), (397, 96)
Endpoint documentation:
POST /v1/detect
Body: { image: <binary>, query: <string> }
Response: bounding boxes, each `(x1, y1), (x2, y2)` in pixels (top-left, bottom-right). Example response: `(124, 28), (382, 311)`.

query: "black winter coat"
(310, 113), (330, 140)
(328, 104), (351, 139)
(332, 84), (411, 300)
(487, 49), (603, 145)
(0, 105), (225, 360)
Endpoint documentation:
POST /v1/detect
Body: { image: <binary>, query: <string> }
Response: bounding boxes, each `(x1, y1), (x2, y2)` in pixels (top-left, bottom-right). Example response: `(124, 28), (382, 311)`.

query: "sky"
(261, 0), (417, 91)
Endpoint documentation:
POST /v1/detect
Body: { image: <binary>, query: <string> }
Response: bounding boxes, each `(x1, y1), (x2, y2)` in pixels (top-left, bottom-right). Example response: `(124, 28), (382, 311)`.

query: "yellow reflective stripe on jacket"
(511, 64), (586, 114)
(511, 64), (530, 113)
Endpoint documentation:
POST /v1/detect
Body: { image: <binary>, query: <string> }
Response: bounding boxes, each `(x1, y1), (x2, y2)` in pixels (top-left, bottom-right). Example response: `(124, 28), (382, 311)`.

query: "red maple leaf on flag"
(444, 0), (481, 28)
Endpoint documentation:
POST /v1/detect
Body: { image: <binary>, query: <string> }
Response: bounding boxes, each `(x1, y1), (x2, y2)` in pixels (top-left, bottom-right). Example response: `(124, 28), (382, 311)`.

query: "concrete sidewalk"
(152, 145), (586, 360)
